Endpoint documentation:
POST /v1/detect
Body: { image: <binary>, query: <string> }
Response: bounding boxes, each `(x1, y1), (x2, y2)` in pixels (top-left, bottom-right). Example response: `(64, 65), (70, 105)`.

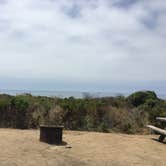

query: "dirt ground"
(0, 129), (165, 166)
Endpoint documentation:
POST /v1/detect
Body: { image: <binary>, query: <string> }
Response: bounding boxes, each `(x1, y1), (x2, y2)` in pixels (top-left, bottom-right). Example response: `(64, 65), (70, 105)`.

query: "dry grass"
(0, 129), (165, 166)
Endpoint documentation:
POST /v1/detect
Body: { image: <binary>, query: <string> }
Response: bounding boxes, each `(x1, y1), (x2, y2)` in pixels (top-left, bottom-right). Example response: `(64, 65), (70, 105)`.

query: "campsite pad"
(0, 129), (166, 166)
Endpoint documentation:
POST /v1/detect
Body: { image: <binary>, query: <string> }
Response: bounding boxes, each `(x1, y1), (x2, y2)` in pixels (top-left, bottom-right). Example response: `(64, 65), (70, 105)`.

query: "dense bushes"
(0, 91), (165, 134)
(127, 91), (157, 107)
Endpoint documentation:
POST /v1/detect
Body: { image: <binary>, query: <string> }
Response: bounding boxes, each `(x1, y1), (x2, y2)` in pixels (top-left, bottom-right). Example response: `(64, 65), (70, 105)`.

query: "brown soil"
(0, 129), (165, 166)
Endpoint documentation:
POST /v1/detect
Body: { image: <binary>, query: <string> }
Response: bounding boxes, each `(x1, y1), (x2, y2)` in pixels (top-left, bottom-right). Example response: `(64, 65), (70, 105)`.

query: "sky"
(0, 0), (166, 93)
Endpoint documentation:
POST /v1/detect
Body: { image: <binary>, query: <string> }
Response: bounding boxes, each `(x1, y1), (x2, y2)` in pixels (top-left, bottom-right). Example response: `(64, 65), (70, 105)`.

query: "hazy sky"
(0, 0), (166, 92)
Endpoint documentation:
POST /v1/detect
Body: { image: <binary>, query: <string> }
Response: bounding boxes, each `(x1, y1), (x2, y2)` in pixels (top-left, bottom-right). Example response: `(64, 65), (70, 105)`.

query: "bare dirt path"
(0, 129), (165, 166)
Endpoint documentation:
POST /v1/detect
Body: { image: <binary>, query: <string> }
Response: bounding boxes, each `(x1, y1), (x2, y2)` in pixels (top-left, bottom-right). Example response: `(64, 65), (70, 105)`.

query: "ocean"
(0, 89), (166, 99)
(0, 89), (129, 98)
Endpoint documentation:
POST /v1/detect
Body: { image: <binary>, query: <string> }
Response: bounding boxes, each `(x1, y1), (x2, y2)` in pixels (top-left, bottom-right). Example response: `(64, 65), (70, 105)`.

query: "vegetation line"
(0, 91), (165, 134)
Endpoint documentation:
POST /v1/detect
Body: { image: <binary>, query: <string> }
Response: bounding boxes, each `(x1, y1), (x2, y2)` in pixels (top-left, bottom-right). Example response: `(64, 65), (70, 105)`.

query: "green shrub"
(0, 91), (164, 134)
(127, 91), (158, 107)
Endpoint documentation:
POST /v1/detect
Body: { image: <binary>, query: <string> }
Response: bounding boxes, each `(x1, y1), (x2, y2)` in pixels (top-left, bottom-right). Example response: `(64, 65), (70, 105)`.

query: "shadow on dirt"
(151, 138), (166, 144)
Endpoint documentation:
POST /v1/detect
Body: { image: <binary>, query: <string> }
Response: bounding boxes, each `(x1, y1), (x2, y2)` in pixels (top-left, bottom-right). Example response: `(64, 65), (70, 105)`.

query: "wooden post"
(40, 125), (64, 144)
(146, 125), (166, 142)
(159, 135), (165, 142)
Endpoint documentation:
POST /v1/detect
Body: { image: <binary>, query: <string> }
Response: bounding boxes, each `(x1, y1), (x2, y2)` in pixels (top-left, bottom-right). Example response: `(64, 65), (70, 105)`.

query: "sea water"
(0, 89), (165, 99)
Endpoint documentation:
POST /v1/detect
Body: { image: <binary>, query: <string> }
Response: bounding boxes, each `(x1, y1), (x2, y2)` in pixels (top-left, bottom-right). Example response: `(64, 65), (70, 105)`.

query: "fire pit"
(40, 125), (64, 144)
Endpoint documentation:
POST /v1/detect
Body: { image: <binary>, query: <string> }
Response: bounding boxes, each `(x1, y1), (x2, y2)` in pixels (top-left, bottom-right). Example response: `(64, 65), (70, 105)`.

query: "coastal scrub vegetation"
(0, 91), (166, 134)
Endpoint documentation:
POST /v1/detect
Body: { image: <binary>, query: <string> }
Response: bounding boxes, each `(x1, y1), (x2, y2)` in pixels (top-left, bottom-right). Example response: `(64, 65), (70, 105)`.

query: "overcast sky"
(0, 0), (166, 93)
